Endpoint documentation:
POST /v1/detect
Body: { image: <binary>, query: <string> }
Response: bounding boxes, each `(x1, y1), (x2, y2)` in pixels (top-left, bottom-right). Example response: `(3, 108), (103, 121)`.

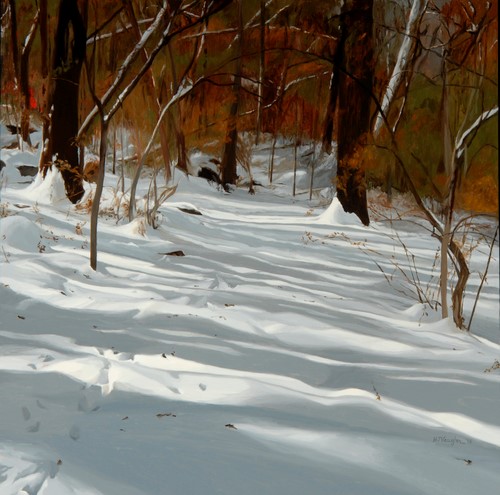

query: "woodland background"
(1, 0), (498, 213)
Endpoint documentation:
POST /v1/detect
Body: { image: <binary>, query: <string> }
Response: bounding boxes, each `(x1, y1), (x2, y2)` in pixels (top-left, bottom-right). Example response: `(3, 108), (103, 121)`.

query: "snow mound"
(314, 197), (358, 225)
(22, 167), (69, 205)
(116, 217), (148, 237)
(0, 215), (44, 253)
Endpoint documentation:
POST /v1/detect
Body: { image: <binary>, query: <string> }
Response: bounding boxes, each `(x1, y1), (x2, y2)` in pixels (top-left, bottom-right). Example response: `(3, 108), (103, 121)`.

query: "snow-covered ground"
(0, 136), (499, 495)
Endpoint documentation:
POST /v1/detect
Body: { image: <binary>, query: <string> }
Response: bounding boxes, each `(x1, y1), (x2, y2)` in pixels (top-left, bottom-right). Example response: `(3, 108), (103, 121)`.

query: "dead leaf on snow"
(160, 250), (185, 257)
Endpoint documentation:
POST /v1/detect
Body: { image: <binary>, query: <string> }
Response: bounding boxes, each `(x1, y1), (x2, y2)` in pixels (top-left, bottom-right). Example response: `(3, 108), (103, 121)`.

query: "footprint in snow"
(69, 425), (80, 441)
(22, 406), (42, 432)
(78, 395), (100, 413)
(27, 421), (41, 433)
(117, 352), (134, 361)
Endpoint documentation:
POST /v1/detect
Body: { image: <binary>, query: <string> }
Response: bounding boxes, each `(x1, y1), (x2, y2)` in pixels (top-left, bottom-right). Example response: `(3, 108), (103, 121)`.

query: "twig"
(2, 245), (10, 263)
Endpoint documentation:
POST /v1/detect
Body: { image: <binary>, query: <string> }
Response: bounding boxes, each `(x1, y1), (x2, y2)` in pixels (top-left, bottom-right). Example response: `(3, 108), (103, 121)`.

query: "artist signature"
(433, 435), (472, 446)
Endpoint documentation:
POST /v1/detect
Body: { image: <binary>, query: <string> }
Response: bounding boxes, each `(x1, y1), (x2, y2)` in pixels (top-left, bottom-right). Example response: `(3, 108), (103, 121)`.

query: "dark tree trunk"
(220, 0), (243, 187)
(334, 0), (373, 226)
(46, 0), (87, 203)
(8, 0), (20, 83)
(255, 0), (266, 145)
(37, 0), (51, 173)
(40, 0), (49, 78)
(221, 122), (239, 186)
(20, 14), (39, 145)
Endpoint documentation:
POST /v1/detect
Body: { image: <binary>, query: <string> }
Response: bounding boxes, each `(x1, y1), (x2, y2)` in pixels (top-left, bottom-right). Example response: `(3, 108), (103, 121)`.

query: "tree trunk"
(440, 60), (451, 319)
(40, 0), (48, 78)
(335, 0), (373, 227)
(20, 13), (39, 145)
(220, 0), (243, 187)
(43, 0), (87, 204)
(321, 69), (339, 155)
(90, 118), (109, 271)
(255, 0), (266, 145)
(8, 0), (20, 85)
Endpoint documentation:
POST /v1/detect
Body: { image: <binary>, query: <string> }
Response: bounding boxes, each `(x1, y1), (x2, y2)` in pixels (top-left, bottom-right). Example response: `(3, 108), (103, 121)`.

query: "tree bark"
(335, 0), (373, 226)
(43, 0), (88, 204)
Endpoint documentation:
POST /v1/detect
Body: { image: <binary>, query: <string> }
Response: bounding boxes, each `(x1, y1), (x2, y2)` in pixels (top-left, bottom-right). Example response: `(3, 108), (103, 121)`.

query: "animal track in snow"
(78, 392), (100, 413)
(69, 425), (80, 441)
(27, 421), (40, 433)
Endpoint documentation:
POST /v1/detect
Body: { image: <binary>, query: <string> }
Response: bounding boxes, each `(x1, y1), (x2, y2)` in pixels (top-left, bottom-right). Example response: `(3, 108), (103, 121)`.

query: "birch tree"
(373, 0), (428, 136)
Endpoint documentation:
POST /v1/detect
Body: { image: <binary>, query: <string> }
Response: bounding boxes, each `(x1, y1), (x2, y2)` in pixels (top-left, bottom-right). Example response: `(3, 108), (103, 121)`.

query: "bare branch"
(456, 107), (498, 159)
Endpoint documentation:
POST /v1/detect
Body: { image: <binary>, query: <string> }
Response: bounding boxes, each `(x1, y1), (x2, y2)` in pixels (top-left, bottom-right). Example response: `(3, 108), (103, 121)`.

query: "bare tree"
(39, 0), (88, 204)
(80, 0), (231, 269)
(334, 0), (374, 226)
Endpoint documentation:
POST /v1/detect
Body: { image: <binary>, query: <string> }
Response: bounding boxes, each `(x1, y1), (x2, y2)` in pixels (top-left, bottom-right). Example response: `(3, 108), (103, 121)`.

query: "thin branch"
(86, 6), (125, 42)
(456, 107), (498, 159)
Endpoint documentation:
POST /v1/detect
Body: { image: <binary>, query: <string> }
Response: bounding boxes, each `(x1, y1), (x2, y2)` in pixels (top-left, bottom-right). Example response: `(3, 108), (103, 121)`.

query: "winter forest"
(0, 1), (499, 494)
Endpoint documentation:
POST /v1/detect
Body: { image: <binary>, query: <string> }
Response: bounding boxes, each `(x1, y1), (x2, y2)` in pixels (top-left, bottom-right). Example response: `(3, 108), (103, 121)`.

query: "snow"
(0, 138), (499, 495)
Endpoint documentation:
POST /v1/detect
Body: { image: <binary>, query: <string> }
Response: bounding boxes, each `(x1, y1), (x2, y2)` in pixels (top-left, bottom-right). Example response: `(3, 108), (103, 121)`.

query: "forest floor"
(0, 133), (499, 495)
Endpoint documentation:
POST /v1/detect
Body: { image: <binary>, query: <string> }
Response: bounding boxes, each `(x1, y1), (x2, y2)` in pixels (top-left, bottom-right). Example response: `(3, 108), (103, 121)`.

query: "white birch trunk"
(374, 0), (428, 135)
